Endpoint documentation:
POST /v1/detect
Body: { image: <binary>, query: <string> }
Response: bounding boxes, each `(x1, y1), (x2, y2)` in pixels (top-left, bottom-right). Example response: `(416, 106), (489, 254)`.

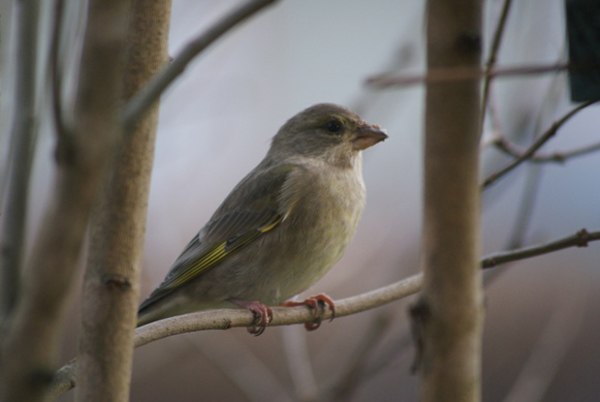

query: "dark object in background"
(565, 0), (600, 101)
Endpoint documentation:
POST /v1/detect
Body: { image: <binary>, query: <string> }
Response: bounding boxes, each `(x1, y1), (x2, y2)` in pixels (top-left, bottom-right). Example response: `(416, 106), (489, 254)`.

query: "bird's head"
(269, 103), (388, 168)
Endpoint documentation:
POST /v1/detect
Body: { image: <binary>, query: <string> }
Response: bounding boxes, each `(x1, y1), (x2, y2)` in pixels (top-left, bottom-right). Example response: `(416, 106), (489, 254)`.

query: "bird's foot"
(230, 299), (273, 336)
(281, 294), (336, 331)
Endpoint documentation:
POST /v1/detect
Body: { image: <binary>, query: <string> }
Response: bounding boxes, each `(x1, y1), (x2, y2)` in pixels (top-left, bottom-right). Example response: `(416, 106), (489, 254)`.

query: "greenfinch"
(137, 103), (387, 334)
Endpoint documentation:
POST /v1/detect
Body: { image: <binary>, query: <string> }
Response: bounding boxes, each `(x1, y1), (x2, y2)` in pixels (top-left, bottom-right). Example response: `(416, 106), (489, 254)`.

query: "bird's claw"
(230, 299), (273, 336)
(282, 294), (336, 331)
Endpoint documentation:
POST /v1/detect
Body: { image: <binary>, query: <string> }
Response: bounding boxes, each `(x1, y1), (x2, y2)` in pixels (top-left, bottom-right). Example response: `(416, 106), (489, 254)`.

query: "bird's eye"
(325, 120), (343, 133)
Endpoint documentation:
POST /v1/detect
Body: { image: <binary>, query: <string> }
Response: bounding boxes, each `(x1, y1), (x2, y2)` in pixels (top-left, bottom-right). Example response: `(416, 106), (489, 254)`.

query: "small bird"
(137, 103), (387, 334)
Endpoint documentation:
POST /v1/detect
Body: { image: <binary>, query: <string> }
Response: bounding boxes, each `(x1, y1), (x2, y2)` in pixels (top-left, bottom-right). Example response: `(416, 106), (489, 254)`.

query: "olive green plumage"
(137, 103), (387, 327)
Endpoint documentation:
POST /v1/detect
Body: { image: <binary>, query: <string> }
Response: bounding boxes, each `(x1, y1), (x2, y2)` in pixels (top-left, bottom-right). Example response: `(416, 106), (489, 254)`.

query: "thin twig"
(366, 63), (570, 88)
(481, 229), (600, 269)
(503, 85), (551, 250)
(485, 71), (564, 289)
(480, 0), (513, 126)
(50, 228), (600, 397)
(483, 163), (544, 286)
(122, 0), (278, 130)
(482, 100), (597, 188)
(493, 137), (600, 163)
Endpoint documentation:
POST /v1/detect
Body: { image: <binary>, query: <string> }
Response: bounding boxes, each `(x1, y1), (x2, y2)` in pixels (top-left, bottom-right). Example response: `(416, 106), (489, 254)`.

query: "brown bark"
(411, 1), (484, 401)
(74, 1), (171, 401)
(0, 0), (130, 400)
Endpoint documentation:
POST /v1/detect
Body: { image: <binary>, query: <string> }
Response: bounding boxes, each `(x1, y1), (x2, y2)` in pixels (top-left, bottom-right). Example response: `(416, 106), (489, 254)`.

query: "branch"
(413, 1), (483, 400)
(482, 100), (598, 188)
(50, 227), (600, 397)
(137, 274), (424, 347)
(481, 0), (513, 124)
(366, 63), (570, 88)
(481, 229), (600, 269)
(74, 1), (169, 400)
(493, 136), (600, 163)
(49, 274), (423, 398)
(0, 0), (129, 400)
(122, 0), (278, 129)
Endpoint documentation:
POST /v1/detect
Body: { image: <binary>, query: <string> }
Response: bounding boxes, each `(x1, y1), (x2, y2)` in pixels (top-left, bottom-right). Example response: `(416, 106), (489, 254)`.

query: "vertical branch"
(0, 0), (40, 328)
(74, 1), (171, 401)
(0, 0), (130, 400)
(410, 1), (483, 402)
(480, 0), (513, 125)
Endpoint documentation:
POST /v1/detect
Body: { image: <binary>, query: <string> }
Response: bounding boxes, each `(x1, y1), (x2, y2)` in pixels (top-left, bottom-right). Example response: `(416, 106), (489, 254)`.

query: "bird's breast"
(260, 163), (366, 302)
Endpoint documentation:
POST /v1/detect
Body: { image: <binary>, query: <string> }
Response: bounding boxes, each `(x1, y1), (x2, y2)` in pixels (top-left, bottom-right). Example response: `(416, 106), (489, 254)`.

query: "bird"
(137, 103), (387, 334)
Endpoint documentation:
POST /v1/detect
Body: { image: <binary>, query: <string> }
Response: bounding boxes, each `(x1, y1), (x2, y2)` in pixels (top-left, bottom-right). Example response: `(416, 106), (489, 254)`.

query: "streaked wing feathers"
(138, 165), (296, 313)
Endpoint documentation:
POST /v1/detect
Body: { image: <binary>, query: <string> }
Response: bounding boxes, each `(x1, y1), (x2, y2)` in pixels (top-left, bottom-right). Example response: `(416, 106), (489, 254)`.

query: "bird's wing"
(138, 164), (300, 312)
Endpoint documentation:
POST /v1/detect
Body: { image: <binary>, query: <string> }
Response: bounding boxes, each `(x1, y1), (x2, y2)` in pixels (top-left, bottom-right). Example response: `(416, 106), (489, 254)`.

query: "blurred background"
(3, 0), (600, 400)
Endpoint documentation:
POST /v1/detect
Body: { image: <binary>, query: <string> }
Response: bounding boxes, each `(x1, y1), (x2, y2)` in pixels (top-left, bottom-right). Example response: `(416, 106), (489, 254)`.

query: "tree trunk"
(0, 0), (130, 400)
(74, 1), (171, 401)
(411, 1), (484, 401)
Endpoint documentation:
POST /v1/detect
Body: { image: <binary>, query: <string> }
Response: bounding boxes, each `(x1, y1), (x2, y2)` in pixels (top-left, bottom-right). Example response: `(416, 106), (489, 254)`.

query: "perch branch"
(50, 228), (600, 398)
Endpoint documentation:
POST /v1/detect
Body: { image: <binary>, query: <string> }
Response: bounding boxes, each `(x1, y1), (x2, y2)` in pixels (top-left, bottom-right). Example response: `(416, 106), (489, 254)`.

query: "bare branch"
(51, 359), (77, 398)
(481, 0), (514, 124)
(49, 274), (423, 398)
(136, 274), (424, 348)
(74, 1), (169, 400)
(122, 0), (278, 129)
(482, 100), (598, 188)
(50, 227), (600, 397)
(482, 229), (600, 269)
(366, 63), (570, 88)
(0, 0), (129, 400)
(412, 1), (484, 401)
(493, 136), (600, 163)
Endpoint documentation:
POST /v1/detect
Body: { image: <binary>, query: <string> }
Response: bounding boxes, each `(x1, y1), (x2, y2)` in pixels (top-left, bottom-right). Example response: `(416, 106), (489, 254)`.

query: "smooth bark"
(412, 1), (484, 401)
(74, 1), (171, 401)
(0, 0), (130, 400)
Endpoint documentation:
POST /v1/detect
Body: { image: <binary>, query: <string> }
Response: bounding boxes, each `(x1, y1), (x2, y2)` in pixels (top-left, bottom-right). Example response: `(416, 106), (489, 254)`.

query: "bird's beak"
(353, 123), (388, 150)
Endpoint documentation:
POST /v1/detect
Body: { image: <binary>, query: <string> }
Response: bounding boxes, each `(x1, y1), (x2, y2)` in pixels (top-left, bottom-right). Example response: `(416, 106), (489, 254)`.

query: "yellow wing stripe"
(168, 243), (226, 288)
(165, 215), (283, 290)
(260, 220), (280, 233)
